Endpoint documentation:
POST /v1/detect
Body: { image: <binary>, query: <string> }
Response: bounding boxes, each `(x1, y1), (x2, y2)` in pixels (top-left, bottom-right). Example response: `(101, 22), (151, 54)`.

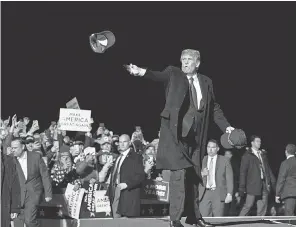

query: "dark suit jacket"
(15, 151), (52, 207)
(107, 148), (145, 217)
(239, 148), (276, 196)
(276, 156), (296, 200)
(199, 155), (233, 201)
(1, 153), (21, 227)
(144, 66), (230, 177)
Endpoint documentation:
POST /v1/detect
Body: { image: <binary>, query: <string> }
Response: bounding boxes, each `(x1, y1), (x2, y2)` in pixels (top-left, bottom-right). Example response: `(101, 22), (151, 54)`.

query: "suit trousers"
(239, 182), (269, 216)
(199, 189), (225, 217)
(224, 196), (239, 216)
(169, 128), (202, 221)
(169, 168), (202, 221)
(112, 186), (122, 218)
(17, 191), (41, 227)
(283, 197), (296, 216)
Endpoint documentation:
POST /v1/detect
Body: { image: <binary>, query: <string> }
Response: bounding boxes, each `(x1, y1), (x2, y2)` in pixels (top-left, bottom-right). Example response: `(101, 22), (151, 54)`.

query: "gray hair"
(180, 49), (201, 62)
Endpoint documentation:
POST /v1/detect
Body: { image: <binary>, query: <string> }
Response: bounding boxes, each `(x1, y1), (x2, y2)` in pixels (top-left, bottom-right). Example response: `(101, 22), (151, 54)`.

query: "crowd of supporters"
(1, 114), (295, 218)
(0, 115), (163, 194)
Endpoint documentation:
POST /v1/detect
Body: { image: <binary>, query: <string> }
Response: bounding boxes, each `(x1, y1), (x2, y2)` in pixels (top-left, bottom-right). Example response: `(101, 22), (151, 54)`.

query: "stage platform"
(32, 216), (296, 227)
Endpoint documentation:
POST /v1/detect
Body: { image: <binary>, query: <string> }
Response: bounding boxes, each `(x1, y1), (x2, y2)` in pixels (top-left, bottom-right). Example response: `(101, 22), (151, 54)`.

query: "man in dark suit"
(199, 139), (233, 217)
(1, 152), (21, 227)
(11, 138), (52, 227)
(107, 134), (146, 218)
(239, 135), (276, 216)
(125, 49), (234, 227)
(275, 144), (296, 216)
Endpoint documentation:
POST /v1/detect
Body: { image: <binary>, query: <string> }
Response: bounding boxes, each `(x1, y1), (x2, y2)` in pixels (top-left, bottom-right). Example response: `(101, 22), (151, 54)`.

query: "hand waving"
(124, 64), (146, 76)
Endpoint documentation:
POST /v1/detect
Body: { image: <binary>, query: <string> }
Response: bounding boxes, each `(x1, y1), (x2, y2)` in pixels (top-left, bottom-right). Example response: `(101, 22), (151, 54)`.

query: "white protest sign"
(59, 108), (91, 132)
(95, 190), (111, 214)
(64, 183), (85, 219)
(66, 97), (80, 109)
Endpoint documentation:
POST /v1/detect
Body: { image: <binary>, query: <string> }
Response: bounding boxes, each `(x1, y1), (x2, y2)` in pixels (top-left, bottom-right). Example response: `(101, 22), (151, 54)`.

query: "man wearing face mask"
(125, 49), (234, 227)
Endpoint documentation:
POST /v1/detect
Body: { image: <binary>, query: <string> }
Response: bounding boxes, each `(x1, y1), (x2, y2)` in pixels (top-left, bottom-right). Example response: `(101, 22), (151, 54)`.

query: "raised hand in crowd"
(3, 116), (10, 127)
(155, 176), (163, 182)
(89, 178), (96, 185)
(32, 141), (41, 150)
(23, 117), (30, 126)
(144, 158), (154, 174)
(27, 120), (40, 136)
(73, 182), (81, 192)
(96, 126), (105, 136)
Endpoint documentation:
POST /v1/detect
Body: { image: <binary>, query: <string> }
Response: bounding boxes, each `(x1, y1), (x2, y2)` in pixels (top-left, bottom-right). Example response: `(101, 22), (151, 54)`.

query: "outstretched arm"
(124, 64), (171, 82)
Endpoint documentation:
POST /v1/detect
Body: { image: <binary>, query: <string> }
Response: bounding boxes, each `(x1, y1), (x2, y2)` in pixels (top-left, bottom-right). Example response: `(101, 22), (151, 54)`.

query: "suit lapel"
(180, 72), (189, 99)
(120, 149), (132, 171)
(202, 156), (208, 186)
(215, 155), (220, 179)
(26, 151), (31, 182)
(1, 154), (5, 190)
(197, 73), (208, 109)
(15, 158), (26, 182)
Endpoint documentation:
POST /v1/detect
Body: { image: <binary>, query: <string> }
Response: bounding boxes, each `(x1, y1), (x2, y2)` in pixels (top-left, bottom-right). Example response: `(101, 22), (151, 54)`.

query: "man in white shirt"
(276, 144), (296, 216)
(11, 138), (52, 227)
(107, 134), (145, 218)
(199, 139), (233, 217)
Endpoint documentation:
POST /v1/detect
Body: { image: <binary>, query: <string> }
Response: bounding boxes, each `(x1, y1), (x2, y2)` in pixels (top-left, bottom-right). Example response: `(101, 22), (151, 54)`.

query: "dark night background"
(1, 2), (296, 175)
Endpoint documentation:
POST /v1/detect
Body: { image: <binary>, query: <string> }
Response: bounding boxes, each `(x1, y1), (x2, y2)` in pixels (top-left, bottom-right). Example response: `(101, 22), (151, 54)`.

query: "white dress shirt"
(206, 155), (217, 189)
(187, 74), (203, 109)
(17, 151), (28, 180)
(252, 148), (264, 179)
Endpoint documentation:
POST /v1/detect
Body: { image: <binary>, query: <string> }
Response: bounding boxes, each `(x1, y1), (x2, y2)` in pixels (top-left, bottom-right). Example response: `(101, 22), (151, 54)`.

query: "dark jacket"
(2, 132), (13, 155)
(15, 151), (52, 207)
(276, 156), (296, 200)
(144, 66), (230, 178)
(1, 153), (21, 227)
(239, 148), (276, 196)
(107, 148), (145, 217)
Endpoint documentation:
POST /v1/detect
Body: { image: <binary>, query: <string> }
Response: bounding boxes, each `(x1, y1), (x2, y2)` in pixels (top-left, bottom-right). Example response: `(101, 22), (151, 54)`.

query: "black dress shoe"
(170, 220), (184, 227)
(196, 219), (214, 227)
(185, 216), (197, 225)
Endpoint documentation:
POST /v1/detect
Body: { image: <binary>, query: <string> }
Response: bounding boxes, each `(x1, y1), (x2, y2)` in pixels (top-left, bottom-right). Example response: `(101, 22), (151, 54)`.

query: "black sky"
(2, 2), (296, 173)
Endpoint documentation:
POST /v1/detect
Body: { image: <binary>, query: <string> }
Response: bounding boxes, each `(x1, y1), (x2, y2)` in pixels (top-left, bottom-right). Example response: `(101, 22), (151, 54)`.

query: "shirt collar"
(208, 154), (217, 160)
(18, 151), (27, 160)
(187, 73), (198, 81)
(287, 155), (295, 160)
(252, 148), (259, 154)
(120, 148), (130, 157)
